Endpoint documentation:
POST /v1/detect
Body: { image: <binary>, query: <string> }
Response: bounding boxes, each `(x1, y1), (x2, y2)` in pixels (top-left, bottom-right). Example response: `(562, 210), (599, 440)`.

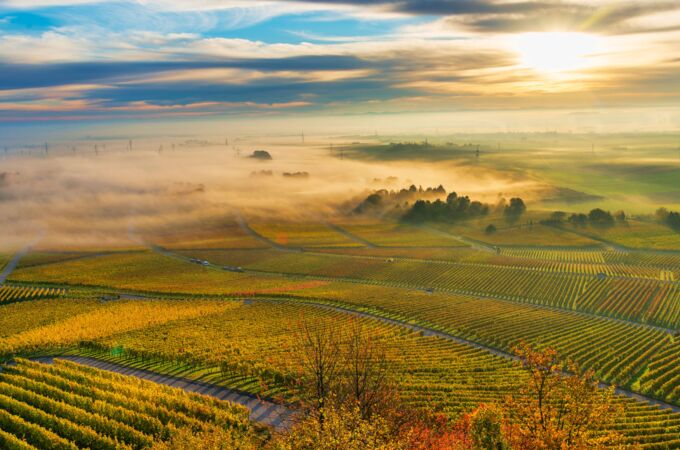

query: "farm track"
(236, 214), (303, 252)
(547, 223), (680, 255)
(31, 355), (295, 430)
(324, 222), (376, 248)
(420, 225), (496, 252)
(253, 298), (680, 414)
(0, 246), (32, 284)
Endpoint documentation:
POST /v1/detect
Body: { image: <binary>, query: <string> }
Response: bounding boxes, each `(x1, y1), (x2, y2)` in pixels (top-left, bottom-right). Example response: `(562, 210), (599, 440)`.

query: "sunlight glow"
(513, 32), (599, 74)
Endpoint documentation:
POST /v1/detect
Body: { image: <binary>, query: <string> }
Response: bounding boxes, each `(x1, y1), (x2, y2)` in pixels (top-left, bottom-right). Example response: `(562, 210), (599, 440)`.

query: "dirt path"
(235, 214), (303, 252)
(0, 246), (32, 284)
(324, 222), (376, 248)
(34, 355), (295, 430)
(420, 225), (497, 253)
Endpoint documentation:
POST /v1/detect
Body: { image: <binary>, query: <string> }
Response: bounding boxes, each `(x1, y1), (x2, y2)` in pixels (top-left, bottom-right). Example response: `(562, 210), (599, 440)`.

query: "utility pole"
(128, 140), (133, 151)
(301, 130), (305, 144)
(44, 142), (49, 155)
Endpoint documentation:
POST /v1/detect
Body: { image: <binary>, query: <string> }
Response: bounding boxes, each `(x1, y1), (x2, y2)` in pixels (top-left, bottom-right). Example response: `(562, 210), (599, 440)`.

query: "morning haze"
(0, 1), (679, 449)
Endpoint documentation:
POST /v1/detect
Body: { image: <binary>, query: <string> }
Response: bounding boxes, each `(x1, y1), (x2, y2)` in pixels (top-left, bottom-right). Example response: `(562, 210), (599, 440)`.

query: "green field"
(344, 133), (680, 213)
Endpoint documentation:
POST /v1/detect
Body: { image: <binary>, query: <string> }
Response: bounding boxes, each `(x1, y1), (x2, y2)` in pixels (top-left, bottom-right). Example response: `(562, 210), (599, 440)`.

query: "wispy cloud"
(0, 0), (678, 123)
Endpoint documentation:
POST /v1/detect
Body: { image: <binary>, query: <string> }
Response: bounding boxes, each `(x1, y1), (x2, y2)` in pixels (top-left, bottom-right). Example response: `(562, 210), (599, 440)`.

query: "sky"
(0, 0), (679, 139)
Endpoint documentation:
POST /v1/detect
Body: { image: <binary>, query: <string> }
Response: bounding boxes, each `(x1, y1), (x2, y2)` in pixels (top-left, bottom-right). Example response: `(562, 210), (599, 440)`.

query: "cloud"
(0, 0), (678, 123)
(0, 31), (93, 63)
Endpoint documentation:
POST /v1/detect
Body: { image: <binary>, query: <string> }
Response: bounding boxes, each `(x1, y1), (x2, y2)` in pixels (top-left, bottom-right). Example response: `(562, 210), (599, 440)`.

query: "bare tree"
(343, 319), (392, 420)
(292, 319), (343, 427)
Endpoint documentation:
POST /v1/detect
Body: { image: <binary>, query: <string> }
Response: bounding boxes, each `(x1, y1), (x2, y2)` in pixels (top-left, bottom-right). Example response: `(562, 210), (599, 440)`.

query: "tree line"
(354, 185), (527, 225)
(542, 209), (625, 228)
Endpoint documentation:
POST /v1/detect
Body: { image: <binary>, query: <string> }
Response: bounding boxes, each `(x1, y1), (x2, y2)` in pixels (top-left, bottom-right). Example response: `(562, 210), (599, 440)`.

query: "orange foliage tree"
(503, 341), (624, 450)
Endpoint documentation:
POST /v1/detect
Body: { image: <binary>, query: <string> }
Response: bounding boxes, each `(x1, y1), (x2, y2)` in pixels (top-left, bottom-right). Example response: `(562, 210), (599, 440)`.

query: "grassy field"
(345, 133), (680, 213)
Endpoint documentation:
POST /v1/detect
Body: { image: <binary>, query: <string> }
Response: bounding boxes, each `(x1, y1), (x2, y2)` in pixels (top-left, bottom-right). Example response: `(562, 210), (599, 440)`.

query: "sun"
(512, 32), (599, 74)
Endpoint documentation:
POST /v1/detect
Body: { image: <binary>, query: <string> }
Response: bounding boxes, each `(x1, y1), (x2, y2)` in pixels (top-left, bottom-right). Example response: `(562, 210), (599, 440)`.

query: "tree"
(504, 341), (623, 450)
(485, 224), (497, 235)
(291, 320), (343, 427)
(548, 211), (566, 223)
(503, 198), (526, 222)
(342, 319), (394, 420)
(289, 318), (400, 428)
(656, 207), (680, 231)
(655, 207), (669, 222)
(250, 150), (272, 160)
(468, 404), (508, 450)
(271, 404), (400, 450)
(667, 211), (680, 231)
(588, 208), (614, 227)
(152, 426), (257, 450)
(568, 213), (588, 227)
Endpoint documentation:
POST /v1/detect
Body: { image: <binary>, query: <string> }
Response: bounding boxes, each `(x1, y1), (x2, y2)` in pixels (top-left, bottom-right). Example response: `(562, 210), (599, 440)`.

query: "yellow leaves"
(0, 300), (236, 354)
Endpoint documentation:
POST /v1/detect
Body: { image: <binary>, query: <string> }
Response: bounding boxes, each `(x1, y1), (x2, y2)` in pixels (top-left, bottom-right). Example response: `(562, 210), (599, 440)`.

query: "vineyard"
(71, 300), (680, 448)
(0, 299), (238, 358)
(0, 358), (256, 449)
(7, 252), (332, 296)
(0, 286), (64, 304)
(2, 214), (679, 448)
(146, 218), (268, 250)
(163, 248), (680, 328)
